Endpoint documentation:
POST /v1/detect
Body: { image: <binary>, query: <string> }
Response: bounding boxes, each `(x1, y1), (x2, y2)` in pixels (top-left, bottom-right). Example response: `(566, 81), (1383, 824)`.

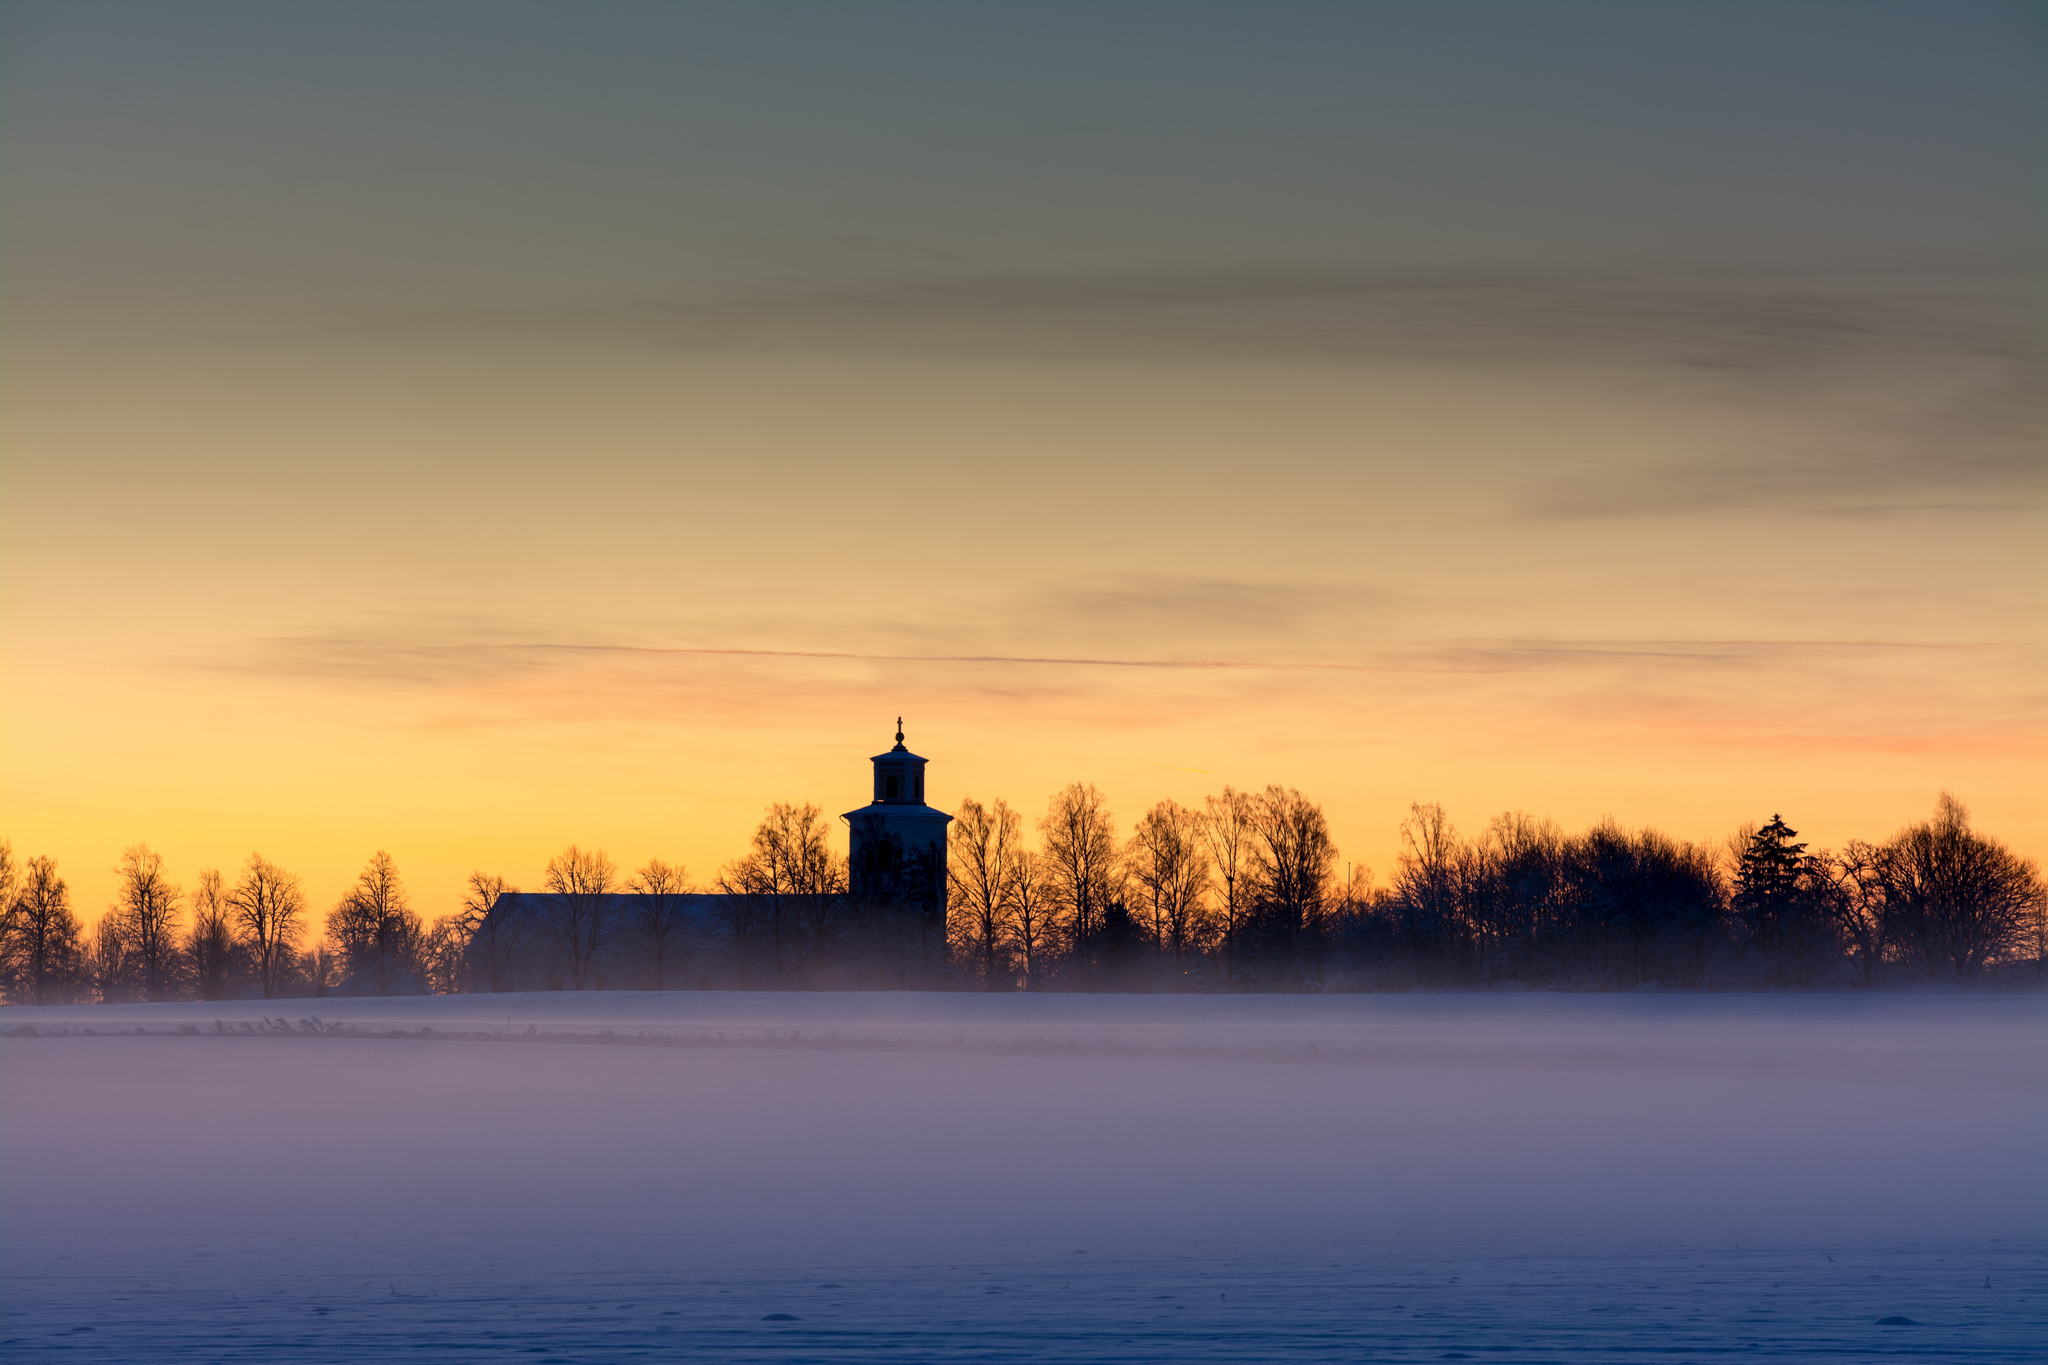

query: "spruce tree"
(1736, 814), (1808, 956)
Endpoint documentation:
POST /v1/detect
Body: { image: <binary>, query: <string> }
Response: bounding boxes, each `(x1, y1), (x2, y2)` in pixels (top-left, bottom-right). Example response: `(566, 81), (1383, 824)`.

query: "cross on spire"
(894, 716), (905, 750)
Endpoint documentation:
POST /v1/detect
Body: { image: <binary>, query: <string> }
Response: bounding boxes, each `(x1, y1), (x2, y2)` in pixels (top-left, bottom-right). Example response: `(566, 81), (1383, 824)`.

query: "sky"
(2, 1), (2041, 926)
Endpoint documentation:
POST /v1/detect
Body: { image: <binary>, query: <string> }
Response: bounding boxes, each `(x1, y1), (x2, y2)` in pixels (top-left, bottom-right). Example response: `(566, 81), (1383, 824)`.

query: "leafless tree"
(89, 915), (134, 1003)
(1473, 811), (1568, 981)
(1041, 783), (1119, 979)
(1008, 849), (1057, 991)
(1203, 787), (1257, 978)
(629, 858), (697, 990)
(458, 872), (522, 992)
(717, 805), (843, 985)
(306, 939), (342, 998)
(1127, 799), (1212, 974)
(949, 797), (1022, 988)
(1248, 786), (1337, 979)
(1390, 801), (1471, 978)
(186, 868), (240, 1000)
(327, 851), (425, 996)
(228, 854), (306, 1000)
(422, 915), (471, 994)
(1812, 842), (1887, 986)
(1864, 793), (2044, 978)
(0, 840), (15, 945)
(110, 844), (183, 1001)
(542, 846), (619, 990)
(3, 855), (85, 1005)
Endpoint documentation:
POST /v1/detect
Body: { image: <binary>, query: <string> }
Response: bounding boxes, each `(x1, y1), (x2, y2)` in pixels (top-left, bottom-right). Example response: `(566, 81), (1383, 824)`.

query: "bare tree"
(110, 845), (184, 1001)
(307, 939), (342, 998)
(1203, 787), (1257, 979)
(1127, 799), (1212, 976)
(3, 856), (85, 1005)
(1391, 801), (1467, 978)
(1865, 793), (2044, 978)
(89, 915), (134, 1003)
(186, 868), (240, 1001)
(327, 851), (424, 996)
(422, 915), (471, 994)
(542, 846), (618, 990)
(228, 854), (305, 1000)
(1041, 783), (1119, 980)
(629, 858), (697, 990)
(1814, 842), (1887, 987)
(0, 841), (15, 949)
(949, 797), (1022, 988)
(1249, 786), (1337, 980)
(716, 805), (844, 985)
(458, 872), (522, 992)
(1008, 849), (1057, 991)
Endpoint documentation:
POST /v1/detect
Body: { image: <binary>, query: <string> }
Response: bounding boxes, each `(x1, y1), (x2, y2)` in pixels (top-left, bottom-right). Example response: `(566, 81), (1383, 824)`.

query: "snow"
(4, 992), (2043, 1361)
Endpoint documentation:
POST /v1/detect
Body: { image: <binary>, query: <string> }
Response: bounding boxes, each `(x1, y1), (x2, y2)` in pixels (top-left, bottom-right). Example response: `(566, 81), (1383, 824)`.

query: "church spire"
(893, 716), (906, 752)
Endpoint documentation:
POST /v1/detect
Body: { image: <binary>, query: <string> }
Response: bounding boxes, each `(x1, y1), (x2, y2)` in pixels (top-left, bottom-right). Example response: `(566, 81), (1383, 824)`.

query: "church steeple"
(844, 721), (953, 924)
(870, 718), (926, 804)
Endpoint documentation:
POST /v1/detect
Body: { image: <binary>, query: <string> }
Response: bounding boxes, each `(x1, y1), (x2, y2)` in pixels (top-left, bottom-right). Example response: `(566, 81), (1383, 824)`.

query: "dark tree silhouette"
(1127, 799), (1211, 976)
(628, 858), (695, 990)
(541, 846), (618, 990)
(1007, 848), (1057, 991)
(110, 845), (183, 1001)
(1246, 787), (1336, 984)
(421, 914), (471, 994)
(1863, 793), (2043, 978)
(1384, 808), (1727, 988)
(949, 797), (1022, 988)
(1731, 816), (1836, 985)
(459, 872), (522, 993)
(1202, 787), (1257, 982)
(89, 915), (134, 1003)
(228, 854), (305, 1000)
(1392, 802), (1471, 980)
(1810, 842), (1888, 987)
(187, 868), (240, 1001)
(4, 855), (85, 1005)
(718, 805), (844, 986)
(1041, 783), (1119, 983)
(328, 851), (424, 996)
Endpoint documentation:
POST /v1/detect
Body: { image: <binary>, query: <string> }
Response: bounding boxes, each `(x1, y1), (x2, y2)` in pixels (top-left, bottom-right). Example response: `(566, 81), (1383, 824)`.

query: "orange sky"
(2, 5), (2041, 925)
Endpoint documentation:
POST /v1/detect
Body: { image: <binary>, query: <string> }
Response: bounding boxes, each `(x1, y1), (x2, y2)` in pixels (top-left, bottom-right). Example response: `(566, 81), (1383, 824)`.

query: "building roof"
(841, 801), (954, 824)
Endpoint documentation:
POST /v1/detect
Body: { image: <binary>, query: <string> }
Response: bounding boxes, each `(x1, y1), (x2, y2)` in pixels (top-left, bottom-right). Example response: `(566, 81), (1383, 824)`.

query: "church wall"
(462, 892), (950, 993)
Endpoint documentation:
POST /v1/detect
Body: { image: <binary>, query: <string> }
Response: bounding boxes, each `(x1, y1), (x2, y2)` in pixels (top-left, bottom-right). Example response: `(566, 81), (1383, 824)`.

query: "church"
(843, 719), (954, 905)
(464, 723), (951, 991)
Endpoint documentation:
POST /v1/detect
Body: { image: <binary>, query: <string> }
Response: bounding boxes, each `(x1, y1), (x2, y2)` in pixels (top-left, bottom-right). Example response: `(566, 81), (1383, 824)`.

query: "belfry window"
(885, 775), (900, 799)
(914, 772), (923, 802)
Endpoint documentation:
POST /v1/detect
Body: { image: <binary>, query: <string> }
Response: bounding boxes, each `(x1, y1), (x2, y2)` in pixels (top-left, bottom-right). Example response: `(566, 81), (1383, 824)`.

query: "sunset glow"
(3, 4), (2039, 923)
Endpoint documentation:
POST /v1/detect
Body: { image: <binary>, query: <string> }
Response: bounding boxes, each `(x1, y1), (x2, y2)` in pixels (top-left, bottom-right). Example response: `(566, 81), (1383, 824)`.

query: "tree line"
(1, 788), (2041, 1004)
(945, 786), (2043, 991)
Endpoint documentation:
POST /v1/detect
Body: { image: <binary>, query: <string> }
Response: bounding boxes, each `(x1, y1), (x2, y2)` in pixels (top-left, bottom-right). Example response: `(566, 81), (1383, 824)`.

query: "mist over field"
(4, 992), (2041, 1361)
(3, 1), (2043, 1359)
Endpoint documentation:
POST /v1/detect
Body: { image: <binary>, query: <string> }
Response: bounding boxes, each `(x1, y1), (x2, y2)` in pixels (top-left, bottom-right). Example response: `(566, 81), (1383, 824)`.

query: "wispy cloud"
(334, 264), (2023, 370)
(182, 605), (2043, 761)
(309, 263), (2040, 525)
(1520, 439), (2040, 520)
(214, 608), (2032, 688)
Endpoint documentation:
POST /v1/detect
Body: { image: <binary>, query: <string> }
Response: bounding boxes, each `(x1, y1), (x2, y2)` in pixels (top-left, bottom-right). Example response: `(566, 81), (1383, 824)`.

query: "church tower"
(843, 719), (952, 915)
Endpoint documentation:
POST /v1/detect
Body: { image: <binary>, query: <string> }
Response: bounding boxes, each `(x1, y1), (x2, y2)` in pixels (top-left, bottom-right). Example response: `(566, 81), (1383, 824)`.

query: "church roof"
(841, 801), (953, 823)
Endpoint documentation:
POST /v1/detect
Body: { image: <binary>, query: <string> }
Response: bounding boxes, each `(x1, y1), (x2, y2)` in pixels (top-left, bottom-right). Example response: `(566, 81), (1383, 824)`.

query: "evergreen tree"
(1736, 815), (1807, 952)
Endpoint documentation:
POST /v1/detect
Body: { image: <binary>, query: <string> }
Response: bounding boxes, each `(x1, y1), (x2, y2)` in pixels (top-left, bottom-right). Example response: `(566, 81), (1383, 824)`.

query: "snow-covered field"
(4, 992), (2042, 1361)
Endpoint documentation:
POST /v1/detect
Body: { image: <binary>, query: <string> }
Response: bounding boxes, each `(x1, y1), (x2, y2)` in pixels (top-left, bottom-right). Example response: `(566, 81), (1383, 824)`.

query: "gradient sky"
(3, 2), (2042, 925)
